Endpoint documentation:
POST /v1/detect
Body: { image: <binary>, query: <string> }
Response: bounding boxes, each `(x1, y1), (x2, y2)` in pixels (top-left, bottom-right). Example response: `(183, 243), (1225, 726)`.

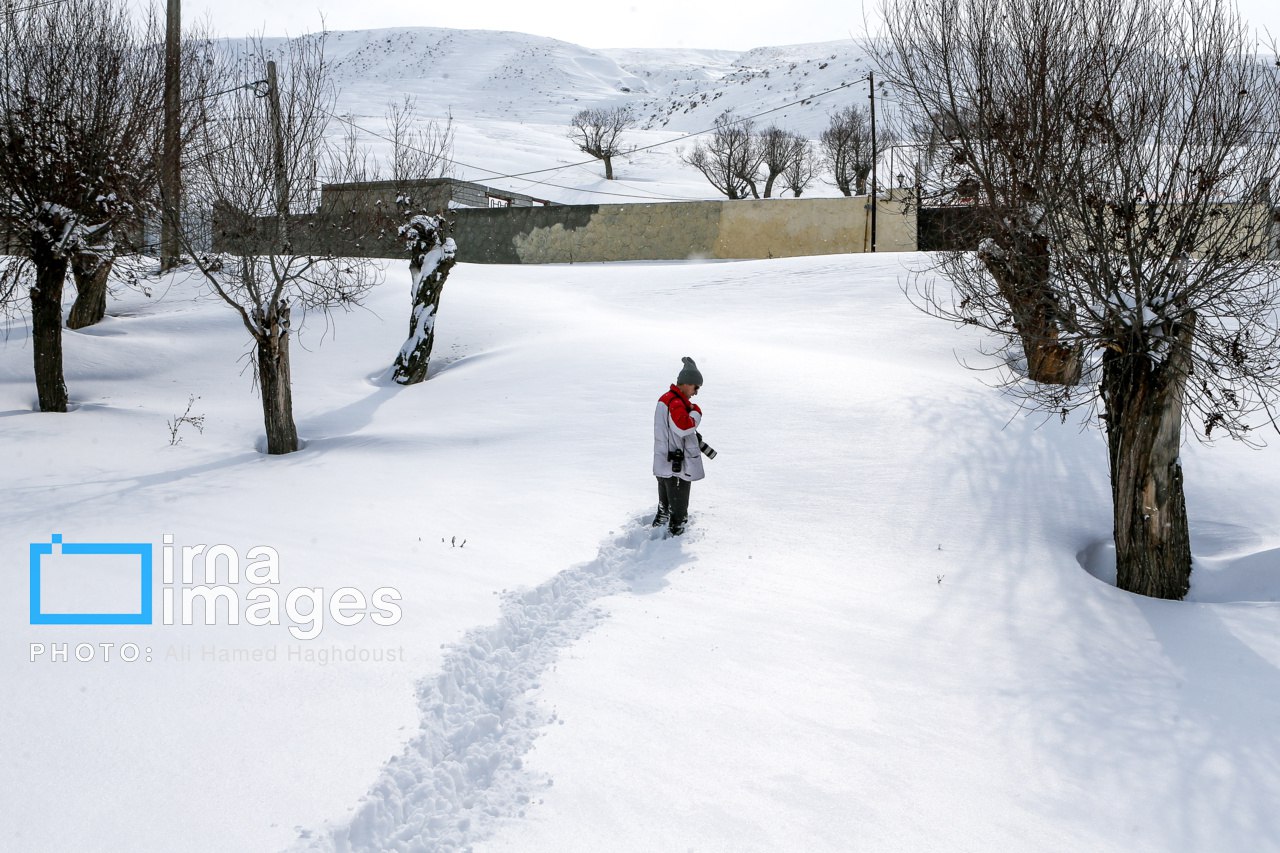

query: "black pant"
(657, 476), (692, 524)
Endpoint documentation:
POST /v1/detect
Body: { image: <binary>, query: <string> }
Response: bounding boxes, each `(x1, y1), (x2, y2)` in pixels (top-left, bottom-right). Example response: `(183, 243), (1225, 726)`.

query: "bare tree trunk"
(979, 229), (1081, 385)
(602, 154), (614, 180)
(67, 256), (113, 330)
(393, 217), (456, 385)
(1101, 318), (1194, 599)
(392, 259), (456, 385)
(30, 255), (70, 412)
(255, 302), (298, 454)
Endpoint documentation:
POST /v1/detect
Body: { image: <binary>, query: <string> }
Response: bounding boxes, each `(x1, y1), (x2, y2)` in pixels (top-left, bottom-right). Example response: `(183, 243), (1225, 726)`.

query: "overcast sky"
(186, 0), (1280, 50)
(183, 0), (875, 49)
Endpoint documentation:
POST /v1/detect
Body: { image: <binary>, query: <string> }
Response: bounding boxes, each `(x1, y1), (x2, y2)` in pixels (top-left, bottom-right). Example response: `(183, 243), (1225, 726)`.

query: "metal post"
(159, 0), (181, 270)
(265, 60), (289, 250)
(869, 71), (878, 253)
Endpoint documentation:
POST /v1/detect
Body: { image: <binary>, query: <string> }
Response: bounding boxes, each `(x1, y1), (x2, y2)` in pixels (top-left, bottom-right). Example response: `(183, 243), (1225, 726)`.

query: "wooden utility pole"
(265, 60), (289, 250)
(869, 71), (878, 253)
(159, 0), (180, 270)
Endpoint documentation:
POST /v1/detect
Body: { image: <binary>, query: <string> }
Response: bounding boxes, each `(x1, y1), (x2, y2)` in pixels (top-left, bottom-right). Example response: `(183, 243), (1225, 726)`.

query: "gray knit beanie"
(676, 356), (703, 386)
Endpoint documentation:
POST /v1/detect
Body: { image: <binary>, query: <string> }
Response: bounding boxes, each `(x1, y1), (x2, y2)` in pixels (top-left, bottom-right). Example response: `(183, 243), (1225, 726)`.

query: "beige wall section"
(513, 201), (723, 263)
(870, 192), (919, 253)
(510, 193), (917, 264)
(714, 193), (916, 258)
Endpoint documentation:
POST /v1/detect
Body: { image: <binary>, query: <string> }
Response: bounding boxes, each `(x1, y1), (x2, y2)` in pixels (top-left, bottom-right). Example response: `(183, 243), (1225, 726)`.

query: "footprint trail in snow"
(293, 516), (692, 853)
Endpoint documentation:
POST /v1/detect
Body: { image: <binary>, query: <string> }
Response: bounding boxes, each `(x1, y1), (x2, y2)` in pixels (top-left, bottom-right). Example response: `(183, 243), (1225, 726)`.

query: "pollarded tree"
(887, 0), (1280, 599)
(682, 111), (760, 200)
(568, 106), (634, 180)
(780, 136), (817, 198)
(755, 126), (805, 198)
(179, 33), (380, 454)
(0, 0), (166, 411)
(819, 105), (882, 197)
(879, 0), (1113, 385)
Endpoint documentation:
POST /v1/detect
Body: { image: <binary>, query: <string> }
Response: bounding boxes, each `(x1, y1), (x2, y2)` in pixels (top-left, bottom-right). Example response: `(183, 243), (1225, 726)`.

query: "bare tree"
(879, 0), (1107, 385)
(756, 125), (804, 198)
(329, 115), (374, 186)
(682, 112), (760, 200)
(819, 105), (891, 197)
(780, 136), (817, 197)
(179, 33), (380, 454)
(0, 0), (166, 411)
(885, 0), (1280, 598)
(732, 119), (768, 199)
(381, 94), (454, 207)
(568, 105), (634, 180)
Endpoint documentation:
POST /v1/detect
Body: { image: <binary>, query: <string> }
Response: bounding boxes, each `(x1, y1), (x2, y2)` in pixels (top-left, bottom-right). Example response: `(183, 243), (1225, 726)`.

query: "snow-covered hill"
(240, 27), (883, 205)
(620, 41), (880, 135)
(322, 28), (650, 121)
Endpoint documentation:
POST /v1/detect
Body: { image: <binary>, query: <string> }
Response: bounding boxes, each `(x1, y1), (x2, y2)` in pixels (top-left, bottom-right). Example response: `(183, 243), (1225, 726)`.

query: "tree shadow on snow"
(295, 381), (404, 449)
(899, 388), (1280, 849)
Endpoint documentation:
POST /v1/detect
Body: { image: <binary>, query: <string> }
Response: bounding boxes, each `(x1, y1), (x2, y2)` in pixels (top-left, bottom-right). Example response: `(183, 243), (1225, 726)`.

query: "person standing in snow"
(653, 356), (713, 536)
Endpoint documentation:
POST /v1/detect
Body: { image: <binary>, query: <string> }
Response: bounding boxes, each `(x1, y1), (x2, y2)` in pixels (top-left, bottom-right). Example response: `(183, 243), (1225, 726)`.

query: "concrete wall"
(919, 203), (1280, 259)
(214, 192), (919, 263)
(451, 192), (916, 264)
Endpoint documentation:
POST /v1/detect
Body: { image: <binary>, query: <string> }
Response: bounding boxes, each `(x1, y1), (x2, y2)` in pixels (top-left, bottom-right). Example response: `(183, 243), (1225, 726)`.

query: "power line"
(1, 0), (72, 14)
(500, 74), (873, 180)
(323, 109), (699, 202)
(322, 73), (873, 202)
(502, 165), (709, 202)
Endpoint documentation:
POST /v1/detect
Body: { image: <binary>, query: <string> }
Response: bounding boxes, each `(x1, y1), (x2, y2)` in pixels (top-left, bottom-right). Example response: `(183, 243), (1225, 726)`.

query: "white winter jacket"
(653, 385), (705, 481)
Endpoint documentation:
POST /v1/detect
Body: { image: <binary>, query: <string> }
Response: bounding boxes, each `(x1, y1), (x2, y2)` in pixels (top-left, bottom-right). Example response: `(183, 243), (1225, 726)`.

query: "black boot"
(657, 475), (692, 536)
(652, 506), (671, 527)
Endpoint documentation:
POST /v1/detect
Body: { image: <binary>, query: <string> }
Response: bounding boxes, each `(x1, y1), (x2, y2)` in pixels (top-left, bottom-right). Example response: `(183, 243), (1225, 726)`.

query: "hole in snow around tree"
(1076, 520), (1280, 603)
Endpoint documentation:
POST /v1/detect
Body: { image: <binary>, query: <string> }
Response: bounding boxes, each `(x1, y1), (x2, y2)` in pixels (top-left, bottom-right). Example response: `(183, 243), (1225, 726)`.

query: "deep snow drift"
(5, 252), (1280, 852)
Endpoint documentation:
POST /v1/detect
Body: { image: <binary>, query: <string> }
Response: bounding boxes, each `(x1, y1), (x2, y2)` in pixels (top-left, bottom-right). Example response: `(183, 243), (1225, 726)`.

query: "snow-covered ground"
(5, 252), (1280, 852)
(5, 24), (1280, 853)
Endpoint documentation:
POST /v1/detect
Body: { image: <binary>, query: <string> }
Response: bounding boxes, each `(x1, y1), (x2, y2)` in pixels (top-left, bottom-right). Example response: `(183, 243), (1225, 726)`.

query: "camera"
(696, 432), (717, 460)
(667, 448), (684, 473)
